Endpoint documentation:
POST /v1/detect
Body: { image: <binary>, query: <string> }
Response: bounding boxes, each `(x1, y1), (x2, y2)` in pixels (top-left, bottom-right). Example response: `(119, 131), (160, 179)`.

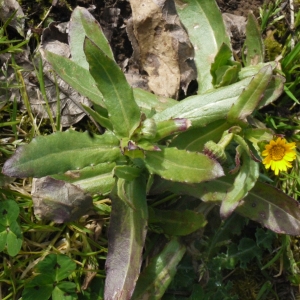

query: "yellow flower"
(262, 137), (296, 175)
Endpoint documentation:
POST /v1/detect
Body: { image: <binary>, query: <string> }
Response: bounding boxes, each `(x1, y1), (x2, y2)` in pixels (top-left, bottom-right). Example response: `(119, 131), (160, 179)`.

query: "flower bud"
(203, 141), (227, 164)
(140, 118), (157, 139)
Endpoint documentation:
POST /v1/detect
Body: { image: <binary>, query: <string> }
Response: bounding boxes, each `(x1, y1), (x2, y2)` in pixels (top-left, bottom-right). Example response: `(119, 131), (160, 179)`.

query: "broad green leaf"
(238, 61), (277, 80)
(82, 104), (113, 131)
(170, 120), (230, 151)
(6, 220), (22, 256)
(149, 176), (228, 202)
(133, 88), (177, 115)
(52, 162), (116, 195)
(152, 177), (300, 235)
(211, 43), (241, 87)
(244, 12), (264, 66)
(175, 0), (230, 93)
(52, 282), (77, 300)
(244, 128), (274, 145)
(0, 201), (22, 256)
(105, 177), (148, 300)
(236, 181), (300, 235)
(258, 75), (285, 109)
(69, 7), (114, 69)
(0, 200), (19, 226)
(113, 165), (142, 181)
(84, 38), (141, 138)
(154, 118), (191, 142)
(131, 237), (186, 299)
(145, 147), (224, 183)
(227, 65), (272, 124)
(0, 228), (6, 252)
(36, 254), (76, 281)
(45, 51), (176, 116)
(220, 147), (259, 219)
(0, 221), (22, 256)
(22, 275), (54, 300)
(3, 131), (121, 178)
(45, 51), (105, 107)
(149, 208), (207, 236)
(215, 64), (240, 88)
(153, 77), (252, 128)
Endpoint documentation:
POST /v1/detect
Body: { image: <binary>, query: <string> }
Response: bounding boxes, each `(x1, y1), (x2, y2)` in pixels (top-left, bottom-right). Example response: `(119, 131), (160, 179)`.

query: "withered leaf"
(32, 177), (94, 223)
(128, 0), (196, 98)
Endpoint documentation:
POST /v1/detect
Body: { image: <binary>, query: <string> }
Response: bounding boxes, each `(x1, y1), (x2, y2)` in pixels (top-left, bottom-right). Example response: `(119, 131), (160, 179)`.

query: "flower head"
(262, 137), (296, 175)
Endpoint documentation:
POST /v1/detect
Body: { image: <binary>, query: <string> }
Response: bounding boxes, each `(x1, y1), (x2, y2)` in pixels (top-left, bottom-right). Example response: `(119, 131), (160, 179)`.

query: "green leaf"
(105, 177), (148, 300)
(226, 237), (262, 269)
(22, 275), (54, 300)
(52, 162), (116, 195)
(153, 77), (252, 128)
(154, 118), (191, 142)
(45, 51), (177, 116)
(145, 147), (224, 183)
(281, 40), (300, 72)
(220, 146), (259, 219)
(52, 282), (77, 300)
(175, 0), (230, 93)
(69, 7), (114, 69)
(84, 38), (141, 138)
(151, 177), (300, 235)
(244, 12), (264, 66)
(149, 208), (207, 236)
(131, 237), (186, 299)
(133, 88), (177, 115)
(206, 213), (247, 258)
(3, 131), (121, 178)
(244, 128), (274, 144)
(36, 254), (76, 281)
(258, 74), (285, 109)
(6, 221), (22, 256)
(227, 65), (272, 124)
(0, 200), (19, 226)
(238, 61), (276, 80)
(113, 165), (142, 181)
(170, 120), (230, 151)
(45, 51), (105, 107)
(0, 201), (22, 256)
(211, 43), (241, 87)
(82, 104), (113, 131)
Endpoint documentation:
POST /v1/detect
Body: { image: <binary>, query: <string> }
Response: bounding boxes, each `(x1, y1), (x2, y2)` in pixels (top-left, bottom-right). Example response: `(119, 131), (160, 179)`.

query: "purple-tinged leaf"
(145, 147), (224, 183)
(236, 181), (300, 235)
(149, 208), (207, 236)
(84, 38), (141, 139)
(227, 65), (272, 124)
(220, 146), (259, 219)
(32, 177), (93, 223)
(170, 120), (230, 152)
(105, 177), (148, 300)
(152, 177), (300, 235)
(2, 131), (120, 178)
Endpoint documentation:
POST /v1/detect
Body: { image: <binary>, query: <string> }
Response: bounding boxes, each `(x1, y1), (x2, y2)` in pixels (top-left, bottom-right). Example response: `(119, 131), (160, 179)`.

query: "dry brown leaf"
(128, 0), (196, 98)
(32, 176), (94, 223)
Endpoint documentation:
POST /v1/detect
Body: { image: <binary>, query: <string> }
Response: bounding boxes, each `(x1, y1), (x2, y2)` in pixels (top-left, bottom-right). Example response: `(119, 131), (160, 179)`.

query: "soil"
(22, 0), (265, 64)
(216, 0), (264, 16)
